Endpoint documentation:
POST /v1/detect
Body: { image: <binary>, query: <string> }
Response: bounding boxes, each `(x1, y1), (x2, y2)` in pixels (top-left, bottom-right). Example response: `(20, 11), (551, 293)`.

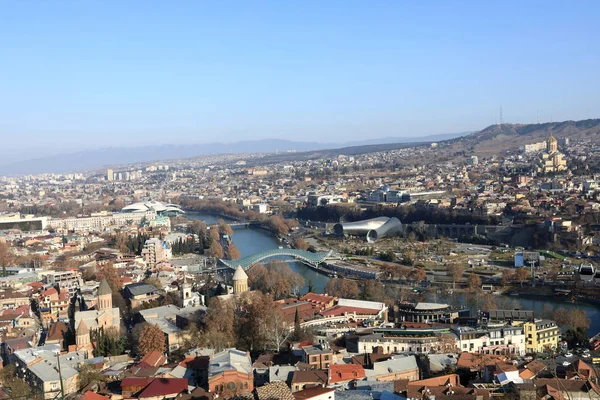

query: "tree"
(401, 251), (415, 266)
(514, 267), (530, 287)
(92, 327), (127, 357)
(294, 308), (301, 340)
(447, 264), (464, 289)
(501, 269), (514, 286)
(207, 242), (224, 259)
(0, 241), (15, 268)
(203, 298), (236, 351)
(218, 220), (234, 237)
(410, 267), (427, 283)
(553, 308), (570, 328)
(554, 308), (590, 330)
(438, 333), (459, 353)
(248, 261), (305, 299)
(78, 363), (106, 390)
(98, 261), (123, 292)
(564, 327), (588, 349)
(550, 264), (560, 283)
(265, 216), (290, 236)
(0, 364), (34, 399)
(324, 278), (359, 299)
(293, 238), (309, 251)
(241, 292), (292, 352)
(179, 321), (205, 351)
(481, 294), (497, 312)
(571, 309), (591, 330)
(137, 323), (166, 356)
(380, 250), (396, 262)
(467, 273), (481, 292)
(361, 280), (386, 302)
(208, 226), (221, 243)
(226, 243), (241, 260)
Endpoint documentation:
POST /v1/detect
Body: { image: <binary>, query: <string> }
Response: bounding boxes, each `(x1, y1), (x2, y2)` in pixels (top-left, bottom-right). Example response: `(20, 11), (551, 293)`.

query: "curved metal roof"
(220, 249), (333, 270)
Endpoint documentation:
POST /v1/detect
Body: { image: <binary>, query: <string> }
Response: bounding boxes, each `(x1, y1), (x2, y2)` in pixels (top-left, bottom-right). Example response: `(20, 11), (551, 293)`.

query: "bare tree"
(447, 263), (464, 289)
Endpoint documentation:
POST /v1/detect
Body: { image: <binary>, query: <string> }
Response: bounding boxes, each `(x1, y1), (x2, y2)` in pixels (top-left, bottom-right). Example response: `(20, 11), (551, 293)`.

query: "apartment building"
(524, 319), (561, 353)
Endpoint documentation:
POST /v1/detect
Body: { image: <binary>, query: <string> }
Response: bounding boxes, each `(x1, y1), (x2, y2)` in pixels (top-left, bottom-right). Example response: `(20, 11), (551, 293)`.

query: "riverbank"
(183, 209), (243, 223)
(186, 212), (331, 293)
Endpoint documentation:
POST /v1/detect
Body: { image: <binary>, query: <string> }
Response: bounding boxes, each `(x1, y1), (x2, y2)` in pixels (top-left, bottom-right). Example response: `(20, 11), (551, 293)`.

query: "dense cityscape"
(1, 128), (600, 400)
(2, 1), (600, 399)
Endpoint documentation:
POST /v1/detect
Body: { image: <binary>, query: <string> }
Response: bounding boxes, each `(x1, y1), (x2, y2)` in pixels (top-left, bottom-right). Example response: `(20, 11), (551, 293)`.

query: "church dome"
(232, 266), (248, 281)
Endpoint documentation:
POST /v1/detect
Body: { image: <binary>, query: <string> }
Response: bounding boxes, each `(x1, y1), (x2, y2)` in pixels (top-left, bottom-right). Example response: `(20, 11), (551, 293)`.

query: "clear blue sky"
(1, 1), (599, 161)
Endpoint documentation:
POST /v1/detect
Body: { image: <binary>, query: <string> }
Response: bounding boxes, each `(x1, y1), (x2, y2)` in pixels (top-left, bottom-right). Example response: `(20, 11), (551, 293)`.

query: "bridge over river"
(219, 248), (334, 270)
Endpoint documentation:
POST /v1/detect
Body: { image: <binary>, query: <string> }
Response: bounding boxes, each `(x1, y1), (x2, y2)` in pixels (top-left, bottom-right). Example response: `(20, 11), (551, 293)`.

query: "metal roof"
(220, 249), (333, 270)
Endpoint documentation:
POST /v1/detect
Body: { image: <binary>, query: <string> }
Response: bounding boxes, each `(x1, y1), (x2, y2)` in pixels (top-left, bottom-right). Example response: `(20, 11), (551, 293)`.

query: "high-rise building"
(106, 169), (114, 181)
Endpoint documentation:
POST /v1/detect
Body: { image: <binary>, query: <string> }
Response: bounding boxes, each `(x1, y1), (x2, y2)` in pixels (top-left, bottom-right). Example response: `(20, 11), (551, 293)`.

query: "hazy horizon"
(1, 1), (599, 162)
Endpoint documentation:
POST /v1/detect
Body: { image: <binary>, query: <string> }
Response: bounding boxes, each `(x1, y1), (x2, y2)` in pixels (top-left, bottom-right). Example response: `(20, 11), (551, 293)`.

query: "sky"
(1, 1), (599, 162)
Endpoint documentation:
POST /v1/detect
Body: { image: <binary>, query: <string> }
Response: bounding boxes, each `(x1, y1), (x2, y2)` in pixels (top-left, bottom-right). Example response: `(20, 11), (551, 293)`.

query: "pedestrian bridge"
(219, 249), (334, 270)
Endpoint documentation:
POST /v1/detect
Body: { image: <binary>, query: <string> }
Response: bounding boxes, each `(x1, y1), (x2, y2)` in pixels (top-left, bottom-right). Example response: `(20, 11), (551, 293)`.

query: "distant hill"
(0, 132), (467, 176)
(456, 119), (600, 155)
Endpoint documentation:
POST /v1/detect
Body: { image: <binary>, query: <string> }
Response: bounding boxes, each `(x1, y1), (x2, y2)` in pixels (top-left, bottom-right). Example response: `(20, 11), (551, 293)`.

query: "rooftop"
(208, 348), (252, 377)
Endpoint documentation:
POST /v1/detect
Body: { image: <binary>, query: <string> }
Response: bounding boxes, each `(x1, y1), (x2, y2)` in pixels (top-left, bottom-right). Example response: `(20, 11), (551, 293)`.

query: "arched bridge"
(219, 249), (334, 270)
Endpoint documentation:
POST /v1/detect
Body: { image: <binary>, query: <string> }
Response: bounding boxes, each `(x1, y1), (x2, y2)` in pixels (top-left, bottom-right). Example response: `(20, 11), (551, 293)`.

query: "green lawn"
(537, 250), (566, 260)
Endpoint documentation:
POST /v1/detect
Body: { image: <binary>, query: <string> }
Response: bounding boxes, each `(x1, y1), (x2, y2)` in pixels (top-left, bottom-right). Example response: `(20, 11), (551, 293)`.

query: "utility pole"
(529, 260), (537, 287)
(55, 352), (65, 400)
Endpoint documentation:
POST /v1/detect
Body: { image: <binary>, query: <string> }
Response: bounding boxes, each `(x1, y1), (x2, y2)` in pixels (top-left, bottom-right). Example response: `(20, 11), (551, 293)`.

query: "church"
(537, 135), (567, 174)
(74, 279), (121, 357)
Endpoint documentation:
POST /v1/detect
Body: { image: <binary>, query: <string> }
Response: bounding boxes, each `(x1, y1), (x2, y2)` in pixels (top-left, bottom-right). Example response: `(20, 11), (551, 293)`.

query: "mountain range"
(0, 132), (467, 176)
(3, 119), (600, 176)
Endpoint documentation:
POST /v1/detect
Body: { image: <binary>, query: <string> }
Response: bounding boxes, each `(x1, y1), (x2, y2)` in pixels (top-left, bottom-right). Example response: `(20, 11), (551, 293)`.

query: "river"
(186, 212), (600, 335)
(426, 292), (600, 336)
(186, 212), (330, 294)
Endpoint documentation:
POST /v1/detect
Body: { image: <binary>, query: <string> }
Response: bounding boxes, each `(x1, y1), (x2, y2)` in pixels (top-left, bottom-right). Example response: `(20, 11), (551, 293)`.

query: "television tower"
(499, 106), (503, 125)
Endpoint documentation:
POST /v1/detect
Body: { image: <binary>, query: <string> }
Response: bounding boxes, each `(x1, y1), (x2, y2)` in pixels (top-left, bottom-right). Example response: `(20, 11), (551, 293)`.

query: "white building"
(452, 325), (525, 356)
(47, 211), (156, 232)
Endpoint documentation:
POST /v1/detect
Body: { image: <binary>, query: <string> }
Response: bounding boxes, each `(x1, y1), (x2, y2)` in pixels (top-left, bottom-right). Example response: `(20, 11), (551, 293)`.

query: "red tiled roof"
(41, 288), (58, 297)
(139, 350), (167, 368)
(1, 305), (30, 317)
(81, 391), (110, 400)
(300, 292), (335, 305)
(138, 378), (188, 398)
(121, 377), (154, 388)
(328, 364), (366, 384)
(320, 305), (380, 317)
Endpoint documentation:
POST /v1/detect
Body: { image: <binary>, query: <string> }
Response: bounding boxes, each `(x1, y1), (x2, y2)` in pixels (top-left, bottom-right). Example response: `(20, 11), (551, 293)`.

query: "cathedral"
(537, 135), (567, 174)
(74, 279), (121, 357)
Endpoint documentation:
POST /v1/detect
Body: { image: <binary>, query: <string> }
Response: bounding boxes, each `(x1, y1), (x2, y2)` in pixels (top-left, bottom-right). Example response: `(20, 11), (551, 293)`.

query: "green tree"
(294, 308), (301, 340)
